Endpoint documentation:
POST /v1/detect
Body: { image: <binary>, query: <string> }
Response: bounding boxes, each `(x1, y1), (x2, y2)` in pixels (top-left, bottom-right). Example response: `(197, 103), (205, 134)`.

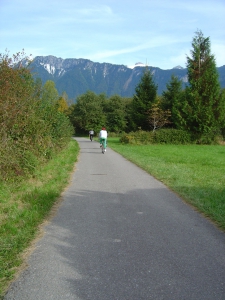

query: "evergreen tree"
(184, 30), (222, 141)
(162, 75), (184, 128)
(131, 68), (157, 130)
(218, 88), (225, 139)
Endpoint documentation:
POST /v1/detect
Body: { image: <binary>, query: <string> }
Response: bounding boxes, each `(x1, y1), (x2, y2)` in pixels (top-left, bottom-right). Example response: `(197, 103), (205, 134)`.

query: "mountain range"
(29, 55), (225, 101)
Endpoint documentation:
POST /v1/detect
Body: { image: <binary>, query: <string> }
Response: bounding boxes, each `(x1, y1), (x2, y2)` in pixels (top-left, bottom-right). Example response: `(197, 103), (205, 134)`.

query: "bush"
(153, 129), (191, 144)
(191, 131), (222, 145)
(0, 51), (74, 181)
(120, 130), (154, 144)
(120, 129), (191, 145)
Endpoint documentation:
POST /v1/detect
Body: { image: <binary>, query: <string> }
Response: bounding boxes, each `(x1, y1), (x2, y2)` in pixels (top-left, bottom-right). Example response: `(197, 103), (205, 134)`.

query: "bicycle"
(90, 134), (93, 141)
(100, 139), (107, 154)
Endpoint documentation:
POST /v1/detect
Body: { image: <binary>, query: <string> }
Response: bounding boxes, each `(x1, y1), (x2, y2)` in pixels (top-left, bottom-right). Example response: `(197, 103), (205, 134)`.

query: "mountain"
(29, 55), (225, 101)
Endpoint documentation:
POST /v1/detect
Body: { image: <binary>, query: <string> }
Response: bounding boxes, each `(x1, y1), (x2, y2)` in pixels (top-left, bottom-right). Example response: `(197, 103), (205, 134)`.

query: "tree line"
(69, 30), (225, 144)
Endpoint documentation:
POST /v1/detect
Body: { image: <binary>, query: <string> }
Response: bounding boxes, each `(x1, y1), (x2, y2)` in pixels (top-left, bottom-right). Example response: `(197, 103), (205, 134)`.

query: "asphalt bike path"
(4, 137), (225, 299)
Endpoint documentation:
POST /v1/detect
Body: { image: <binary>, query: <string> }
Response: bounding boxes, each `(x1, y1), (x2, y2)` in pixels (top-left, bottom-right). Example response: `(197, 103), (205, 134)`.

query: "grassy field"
(0, 139), (79, 298)
(108, 137), (225, 232)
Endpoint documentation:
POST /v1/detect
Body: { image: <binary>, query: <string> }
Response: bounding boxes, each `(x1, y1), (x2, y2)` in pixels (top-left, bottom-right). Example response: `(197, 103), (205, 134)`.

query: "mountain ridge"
(29, 55), (225, 101)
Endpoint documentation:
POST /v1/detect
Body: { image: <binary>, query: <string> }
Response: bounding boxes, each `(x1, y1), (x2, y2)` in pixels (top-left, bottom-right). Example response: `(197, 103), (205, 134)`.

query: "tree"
(219, 88), (225, 139)
(105, 95), (127, 133)
(184, 30), (222, 141)
(147, 100), (171, 131)
(71, 91), (107, 134)
(41, 80), (59, 105)
(56, 92), (69, 114)
(162, 75), (185, 129)
(131, 67), (158, 130)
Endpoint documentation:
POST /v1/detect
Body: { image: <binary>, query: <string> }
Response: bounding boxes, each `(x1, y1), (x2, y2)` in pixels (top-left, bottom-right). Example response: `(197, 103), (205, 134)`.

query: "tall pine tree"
(184, 30), (222, 142)
(131, 67), (157, 130)
(162, 74), (184, 129)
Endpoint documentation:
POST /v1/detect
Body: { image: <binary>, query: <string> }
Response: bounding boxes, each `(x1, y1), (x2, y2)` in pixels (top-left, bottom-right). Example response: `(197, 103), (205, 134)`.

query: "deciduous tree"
(56, 92), (69, 113)
(71, 91), (107, 134)
(147, 100), (171, 131)
(105, 95), (127, 133)
(41, 80), (59, 105)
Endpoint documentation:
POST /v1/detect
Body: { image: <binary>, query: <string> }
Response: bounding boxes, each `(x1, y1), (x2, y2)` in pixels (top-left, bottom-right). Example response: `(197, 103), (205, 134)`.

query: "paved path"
(4, 137), (225, 299)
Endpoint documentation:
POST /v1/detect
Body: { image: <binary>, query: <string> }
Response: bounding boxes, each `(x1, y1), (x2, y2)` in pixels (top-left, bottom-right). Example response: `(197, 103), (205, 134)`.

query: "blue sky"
(0, 0), (224, 69)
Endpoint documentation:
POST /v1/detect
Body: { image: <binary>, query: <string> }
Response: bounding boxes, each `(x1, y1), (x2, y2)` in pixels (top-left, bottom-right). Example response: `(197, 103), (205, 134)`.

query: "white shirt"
(99, 130), (107, 138)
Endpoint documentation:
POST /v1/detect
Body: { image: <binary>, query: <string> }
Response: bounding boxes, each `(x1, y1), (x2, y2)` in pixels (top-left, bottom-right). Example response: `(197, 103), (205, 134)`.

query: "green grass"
(0, 139), (79, 298)
(108, 137), (225, 231)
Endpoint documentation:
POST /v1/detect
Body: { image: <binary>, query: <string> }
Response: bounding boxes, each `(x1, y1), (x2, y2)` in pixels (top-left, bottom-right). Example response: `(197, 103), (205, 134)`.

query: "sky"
(0, 0), (224, 70)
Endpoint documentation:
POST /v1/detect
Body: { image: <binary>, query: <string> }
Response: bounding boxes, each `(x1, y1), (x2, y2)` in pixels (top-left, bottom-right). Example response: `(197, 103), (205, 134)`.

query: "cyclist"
(99, 127), (107, 152)
(89, 130), (94, 141)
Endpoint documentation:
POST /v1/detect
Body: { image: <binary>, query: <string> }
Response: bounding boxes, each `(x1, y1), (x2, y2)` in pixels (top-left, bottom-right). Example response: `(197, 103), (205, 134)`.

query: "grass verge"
(0, 139), (79, 298)
(108, 137), (225, 231)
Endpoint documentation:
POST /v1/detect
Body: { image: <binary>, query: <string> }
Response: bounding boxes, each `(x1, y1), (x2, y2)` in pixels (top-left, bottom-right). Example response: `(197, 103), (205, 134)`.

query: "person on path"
(99, 127), (107, 151)
(89, 130), (94, 141)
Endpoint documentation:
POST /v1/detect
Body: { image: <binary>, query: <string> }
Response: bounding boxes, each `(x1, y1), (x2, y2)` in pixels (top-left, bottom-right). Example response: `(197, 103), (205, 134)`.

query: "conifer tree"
(162, 75), (184, 129)
(184, 30), (222, 142)
(131, 67), (157, 130)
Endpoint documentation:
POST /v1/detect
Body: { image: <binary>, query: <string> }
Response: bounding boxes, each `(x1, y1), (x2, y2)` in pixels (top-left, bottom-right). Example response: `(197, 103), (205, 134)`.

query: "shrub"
(120, 129), (191, 145)
(120, 130), (154, 144)
(0, 51), (74, 181)
(153, 129), (191, 144)
(191, 130), (222, 145)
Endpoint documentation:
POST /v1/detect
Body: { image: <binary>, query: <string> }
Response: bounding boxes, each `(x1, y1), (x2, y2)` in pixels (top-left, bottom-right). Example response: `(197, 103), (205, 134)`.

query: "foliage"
(69, 91), (107, 134)
(120, 129), (191, 145)
(131, 67), (158, 130)
(120, 130), (154, 144)
(161, 75), (185, 128)
(0, 51), (73, 181)
(56, 95), (69, 113)
(41, 80), (59, 105)
(105, 94), (127, 133)
(147, 100), (171, 131)
(152, 129), (191, 144)
(219, 88), (225, 139)
(183, 30), (223, 141)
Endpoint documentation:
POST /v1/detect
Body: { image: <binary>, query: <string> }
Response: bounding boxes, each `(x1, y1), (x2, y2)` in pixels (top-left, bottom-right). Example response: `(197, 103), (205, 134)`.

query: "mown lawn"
(108, 137), (225, 231)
